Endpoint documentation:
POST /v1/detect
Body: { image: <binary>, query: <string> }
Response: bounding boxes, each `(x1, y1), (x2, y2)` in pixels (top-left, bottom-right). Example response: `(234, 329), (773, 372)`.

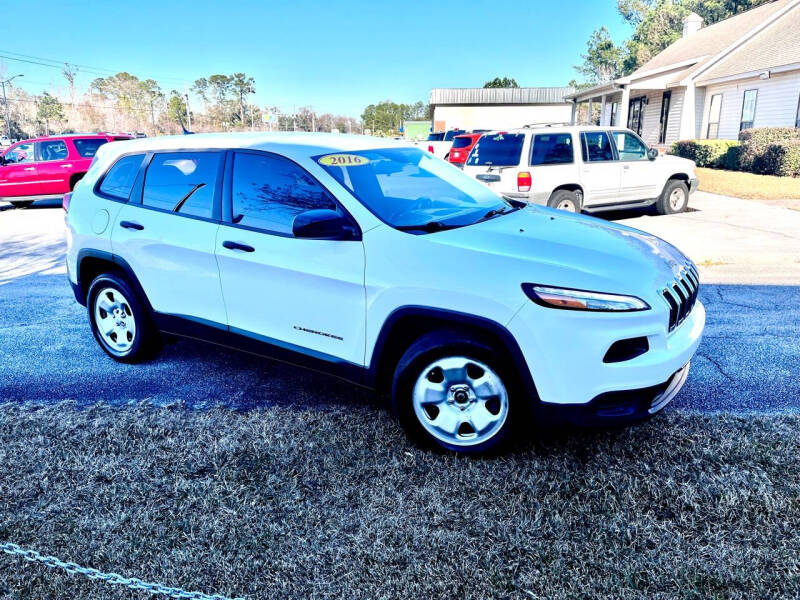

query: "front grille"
(661, 263), (699, 332)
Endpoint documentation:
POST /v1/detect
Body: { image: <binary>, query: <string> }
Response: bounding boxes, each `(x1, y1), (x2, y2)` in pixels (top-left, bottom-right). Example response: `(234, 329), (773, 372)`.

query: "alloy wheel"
(93, 287), (137, 355)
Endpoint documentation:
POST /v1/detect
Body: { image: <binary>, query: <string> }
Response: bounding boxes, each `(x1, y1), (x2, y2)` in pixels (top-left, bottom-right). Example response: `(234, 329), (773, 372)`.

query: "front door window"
(3, 142), (34, 164)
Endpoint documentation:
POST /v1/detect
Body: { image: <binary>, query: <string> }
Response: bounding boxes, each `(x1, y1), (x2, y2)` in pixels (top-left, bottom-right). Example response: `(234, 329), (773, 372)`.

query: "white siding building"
(429, 87), (575, 133)
(568, 0), (800, 147)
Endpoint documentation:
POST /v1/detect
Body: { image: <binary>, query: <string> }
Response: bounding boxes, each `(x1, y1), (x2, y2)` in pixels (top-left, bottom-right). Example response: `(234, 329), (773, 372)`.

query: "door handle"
(120, 220), (144, 231)
(60, 163), (73, 168)
(222, 240), (255, 253)
(23, 167), (35, 171)
(623, 165), (630, 170)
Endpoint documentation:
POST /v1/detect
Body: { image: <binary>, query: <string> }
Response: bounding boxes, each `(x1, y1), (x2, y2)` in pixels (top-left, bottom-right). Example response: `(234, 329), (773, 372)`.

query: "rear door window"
(530, 133), (574, 165)
(466, 133), (525, 167)
(142, 152), (222, 219)
(580, 131), (615, 162)
(73, 138), (108, 158)
(98, 154), (145, 200)
(39, 139), (69, 161)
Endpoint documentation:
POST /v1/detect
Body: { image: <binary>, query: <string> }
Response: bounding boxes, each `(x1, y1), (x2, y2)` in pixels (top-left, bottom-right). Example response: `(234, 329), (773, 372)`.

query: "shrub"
(738, 127), (800, 172)
(670, 139), (740, 168)
(753, 140), (800, 177)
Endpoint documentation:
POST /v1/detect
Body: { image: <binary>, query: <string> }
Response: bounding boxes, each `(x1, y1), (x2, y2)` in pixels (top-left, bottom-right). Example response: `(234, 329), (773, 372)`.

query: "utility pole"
(1, 74), (24, 140)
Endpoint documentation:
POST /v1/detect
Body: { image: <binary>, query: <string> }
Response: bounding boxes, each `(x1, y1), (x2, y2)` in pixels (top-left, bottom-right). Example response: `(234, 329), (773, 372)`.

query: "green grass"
(1, 403), (799, 599)
(697, 167), (800, 200)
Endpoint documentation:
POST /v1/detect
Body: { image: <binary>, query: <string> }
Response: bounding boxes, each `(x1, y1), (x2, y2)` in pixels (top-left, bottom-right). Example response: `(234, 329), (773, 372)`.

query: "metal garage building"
(429, 87), (575, 132)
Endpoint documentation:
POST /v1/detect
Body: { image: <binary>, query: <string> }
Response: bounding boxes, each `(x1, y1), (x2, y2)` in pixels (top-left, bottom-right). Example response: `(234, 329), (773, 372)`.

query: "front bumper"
(689, 177), (699, 193)
(533, 361), (690, 426)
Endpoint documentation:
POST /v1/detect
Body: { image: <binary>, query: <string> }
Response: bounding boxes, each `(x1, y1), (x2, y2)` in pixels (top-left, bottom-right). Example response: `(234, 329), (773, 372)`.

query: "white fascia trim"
(682, 0), (800, 85)
(695, 62), (800, 86)
(616, 57), (705, 85)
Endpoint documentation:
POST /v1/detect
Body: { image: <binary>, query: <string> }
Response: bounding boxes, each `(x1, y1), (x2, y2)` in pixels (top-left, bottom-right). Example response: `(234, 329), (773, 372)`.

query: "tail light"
(62, 192), (72, 212)
(427, 145), (434, 153)
(517, 171), (532, 192)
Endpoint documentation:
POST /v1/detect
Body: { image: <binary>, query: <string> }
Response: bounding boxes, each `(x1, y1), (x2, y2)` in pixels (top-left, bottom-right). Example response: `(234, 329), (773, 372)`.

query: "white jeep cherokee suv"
(65, 133), (705, 453)
(463, 126), (699, 214)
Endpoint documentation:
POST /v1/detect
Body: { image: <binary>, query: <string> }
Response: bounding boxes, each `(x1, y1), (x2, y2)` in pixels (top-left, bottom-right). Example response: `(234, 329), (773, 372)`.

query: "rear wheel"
(547, 189), (581, 213)
(87, 273), (162, 363)
(656, 180), (689, 215)
(392, 331), (517, 453)
(9, 200), (33, 209)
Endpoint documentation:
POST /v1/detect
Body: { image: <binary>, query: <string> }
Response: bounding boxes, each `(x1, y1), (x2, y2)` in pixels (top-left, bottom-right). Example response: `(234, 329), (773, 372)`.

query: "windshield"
(466, 133), (525, 167)
(315, 147), (513, 231)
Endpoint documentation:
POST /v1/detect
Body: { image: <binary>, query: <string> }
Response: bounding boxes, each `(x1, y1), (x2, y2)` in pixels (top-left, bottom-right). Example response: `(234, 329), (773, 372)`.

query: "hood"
(657, 154), (696, 170)
(429, 206), (692, 297)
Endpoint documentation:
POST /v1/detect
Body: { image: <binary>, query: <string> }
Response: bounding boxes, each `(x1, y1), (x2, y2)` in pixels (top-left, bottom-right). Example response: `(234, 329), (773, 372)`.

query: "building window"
(796, 93), (800, 128)
(707, 94), (722, 139)
(610, 102), (618, 127)
(740, 89), (757, 131)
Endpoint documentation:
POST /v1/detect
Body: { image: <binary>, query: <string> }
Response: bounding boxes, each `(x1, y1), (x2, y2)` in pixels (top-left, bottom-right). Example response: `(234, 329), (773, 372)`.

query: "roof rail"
(522, 122), (572, 128)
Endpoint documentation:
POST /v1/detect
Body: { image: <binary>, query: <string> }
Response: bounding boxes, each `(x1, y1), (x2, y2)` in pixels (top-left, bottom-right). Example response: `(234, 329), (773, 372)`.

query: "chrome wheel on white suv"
(412, 356), (509, 447)
(93, 287), (137, 355)
(86, 273), (162, 363)
(657, 180), (689, 215)
(392, 331), (516, 453)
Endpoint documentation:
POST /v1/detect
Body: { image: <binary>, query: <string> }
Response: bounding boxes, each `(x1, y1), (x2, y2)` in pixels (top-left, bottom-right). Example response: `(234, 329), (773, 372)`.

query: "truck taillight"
(62, 192), (72, 212)
(517, 171), (531, 192)
(427, 145), (434, 153)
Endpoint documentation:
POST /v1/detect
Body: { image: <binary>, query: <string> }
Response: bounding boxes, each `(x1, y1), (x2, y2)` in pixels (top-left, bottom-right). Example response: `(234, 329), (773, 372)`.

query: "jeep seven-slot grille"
(661, 263), (699, 332)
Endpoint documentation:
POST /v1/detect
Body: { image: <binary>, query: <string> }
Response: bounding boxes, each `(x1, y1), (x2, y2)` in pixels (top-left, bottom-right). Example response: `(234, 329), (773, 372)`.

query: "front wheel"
(392, 331), (516, 453)
(656, 180), (689, 215)
(9, 200), (33, 209)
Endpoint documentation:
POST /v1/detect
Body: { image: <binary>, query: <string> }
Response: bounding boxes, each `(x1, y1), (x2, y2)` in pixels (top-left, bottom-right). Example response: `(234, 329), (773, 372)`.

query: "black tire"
(86, 272), (162, 363)
(547, 189), (582, 213)
(391, 330), (520, 454)
(656, 180), (689, 215)
(10, 200), (33, 209)
(70, 173), (85, 190)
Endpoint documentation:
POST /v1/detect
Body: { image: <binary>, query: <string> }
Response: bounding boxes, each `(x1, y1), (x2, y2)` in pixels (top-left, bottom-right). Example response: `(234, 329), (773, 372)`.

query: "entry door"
(111, 151), (228, 325)
(215, 150), (366, 366)
(0, 142), (38, 197)
(579, 131), (621, 207)
(658, 91), (672, 144)
(627, 97), (645, 136)
(35, 139), (71, 195)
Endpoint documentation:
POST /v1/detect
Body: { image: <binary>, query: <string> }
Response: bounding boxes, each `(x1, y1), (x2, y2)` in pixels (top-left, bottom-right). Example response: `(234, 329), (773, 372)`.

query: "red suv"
(0, 133), (131, 208)
(448, 133), (482, 167)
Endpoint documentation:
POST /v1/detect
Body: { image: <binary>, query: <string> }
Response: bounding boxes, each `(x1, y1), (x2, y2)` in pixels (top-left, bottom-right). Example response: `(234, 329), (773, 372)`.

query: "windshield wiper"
(475, 204), (519, 223)
(395, 220), (463, 233)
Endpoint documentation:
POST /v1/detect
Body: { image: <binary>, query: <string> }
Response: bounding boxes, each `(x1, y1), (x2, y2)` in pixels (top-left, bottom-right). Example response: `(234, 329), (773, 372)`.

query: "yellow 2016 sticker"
(317, 153), (370, 167)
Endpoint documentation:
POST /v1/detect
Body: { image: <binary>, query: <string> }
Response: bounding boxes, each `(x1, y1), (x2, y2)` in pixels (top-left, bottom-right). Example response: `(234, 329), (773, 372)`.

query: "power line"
(0, 49), (190, 85)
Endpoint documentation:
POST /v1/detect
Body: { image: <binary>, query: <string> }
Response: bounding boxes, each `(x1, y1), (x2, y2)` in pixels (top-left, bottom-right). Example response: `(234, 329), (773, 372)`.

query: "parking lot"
(1, 195), (799, 599)
(1, 194), (798, 413)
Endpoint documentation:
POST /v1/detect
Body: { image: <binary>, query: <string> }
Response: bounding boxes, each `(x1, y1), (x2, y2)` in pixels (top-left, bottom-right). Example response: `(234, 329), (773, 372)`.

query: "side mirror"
(292, 208), (359, 241)
(647, 147), (659, 161)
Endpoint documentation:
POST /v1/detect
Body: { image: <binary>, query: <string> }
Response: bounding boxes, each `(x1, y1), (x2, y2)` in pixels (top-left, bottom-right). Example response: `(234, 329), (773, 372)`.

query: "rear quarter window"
(466, 133), (525, 167)
(98, 154), (146, 200)
(530, 133), (574, 165)
(73, 138), (108, 158)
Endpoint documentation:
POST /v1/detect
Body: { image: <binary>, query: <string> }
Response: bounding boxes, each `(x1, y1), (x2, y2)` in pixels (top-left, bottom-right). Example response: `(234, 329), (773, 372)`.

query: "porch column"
(587, 99), (593, 125)
(570, 101), (577, 125)
(600, 94), (607, 125)
(679, 82), (696, 140)
(619, 86), (630, 129)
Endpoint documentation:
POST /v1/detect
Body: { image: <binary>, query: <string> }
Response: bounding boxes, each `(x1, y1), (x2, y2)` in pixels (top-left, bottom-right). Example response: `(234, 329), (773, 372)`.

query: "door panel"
(215, 150), (366, 366)
(112, 204), (227, 324)
(579, 131), (621, 206)
(36, 139), (71, 195)
(216, 227), (366, 364)
(0, 142), (38, 197)
(613, 131), (660, 201)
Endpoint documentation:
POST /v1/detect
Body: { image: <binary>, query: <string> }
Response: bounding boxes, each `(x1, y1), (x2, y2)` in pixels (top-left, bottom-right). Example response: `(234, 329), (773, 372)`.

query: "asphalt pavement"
(1, 201), (798, 414)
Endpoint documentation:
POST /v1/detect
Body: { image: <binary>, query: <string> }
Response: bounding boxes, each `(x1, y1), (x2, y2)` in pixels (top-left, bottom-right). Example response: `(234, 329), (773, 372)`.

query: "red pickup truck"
(0, 133), (130, 208)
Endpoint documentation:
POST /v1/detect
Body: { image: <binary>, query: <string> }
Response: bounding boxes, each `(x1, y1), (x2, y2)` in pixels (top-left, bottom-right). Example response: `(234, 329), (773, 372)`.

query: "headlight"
(522, 284), (649, 312)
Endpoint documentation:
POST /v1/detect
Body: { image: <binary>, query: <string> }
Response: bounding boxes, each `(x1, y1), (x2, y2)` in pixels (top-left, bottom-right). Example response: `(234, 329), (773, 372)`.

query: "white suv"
(65, 133), (705, 453)
(462, 126), (698, 214)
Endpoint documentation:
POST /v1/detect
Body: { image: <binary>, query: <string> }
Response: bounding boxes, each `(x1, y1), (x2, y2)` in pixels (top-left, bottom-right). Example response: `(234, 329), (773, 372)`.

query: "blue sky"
(1, 1), (631, 118)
